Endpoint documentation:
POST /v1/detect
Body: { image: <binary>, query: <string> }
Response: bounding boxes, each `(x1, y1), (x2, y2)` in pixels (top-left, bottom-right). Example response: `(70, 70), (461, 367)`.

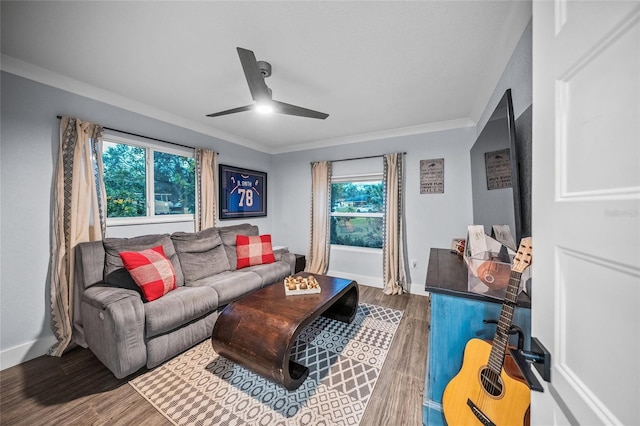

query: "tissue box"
(467, 251), (524, 300)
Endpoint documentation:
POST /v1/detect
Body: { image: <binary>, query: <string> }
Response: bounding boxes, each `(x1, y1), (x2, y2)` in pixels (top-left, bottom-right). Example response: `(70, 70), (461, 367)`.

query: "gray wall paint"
(514, 104), (532, 239)
(0, 72), (273, 367)
(474, 20), (533, 240)
(270, 127), (477, 289)
(470, 118), (516, 237)
(269, 20), (533, 289)
(477, 20), (532, 132)
(0, 20), (532, 368)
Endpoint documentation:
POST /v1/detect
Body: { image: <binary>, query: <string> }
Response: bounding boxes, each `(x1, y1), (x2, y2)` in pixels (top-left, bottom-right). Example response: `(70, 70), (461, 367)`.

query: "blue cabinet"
(422, 249), (531, 426)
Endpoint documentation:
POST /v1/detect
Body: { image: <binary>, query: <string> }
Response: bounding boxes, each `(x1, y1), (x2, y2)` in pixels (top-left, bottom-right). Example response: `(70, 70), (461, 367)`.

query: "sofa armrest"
(73, 241), (107, 345)
(81, 285), (147, 378)
(275, 251), (297, 275)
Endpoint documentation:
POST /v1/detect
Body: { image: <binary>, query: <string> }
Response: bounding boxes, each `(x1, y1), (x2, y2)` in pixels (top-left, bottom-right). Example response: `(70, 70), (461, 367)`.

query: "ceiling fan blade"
(206, 104), (253, 118)
(237, 47), (271, 102)
(272, 100), (329, 120)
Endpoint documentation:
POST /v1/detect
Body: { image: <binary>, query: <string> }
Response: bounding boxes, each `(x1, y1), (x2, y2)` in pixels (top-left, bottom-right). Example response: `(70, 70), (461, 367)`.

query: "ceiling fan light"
(255, 102), (274, 114)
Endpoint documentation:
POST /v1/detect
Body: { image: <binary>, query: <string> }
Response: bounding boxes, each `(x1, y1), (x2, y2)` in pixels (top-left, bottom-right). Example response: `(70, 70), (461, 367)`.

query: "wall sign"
(484, 148), (512, 190)
(420, 158), (444, 194)
(219, 164), (267, 219)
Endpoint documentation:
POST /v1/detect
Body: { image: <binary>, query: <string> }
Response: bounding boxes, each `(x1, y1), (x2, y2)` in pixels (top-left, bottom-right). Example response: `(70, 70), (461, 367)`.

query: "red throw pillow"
(236, 234), (276, 269)
(119, 245), (176, 302)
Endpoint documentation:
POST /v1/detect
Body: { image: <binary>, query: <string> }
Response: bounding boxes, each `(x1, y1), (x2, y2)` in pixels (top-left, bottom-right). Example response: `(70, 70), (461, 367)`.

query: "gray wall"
(270, 128), (476, 291)
(477, 20), (532, 131)
(269, 19), (533, 291)
(475, 20), (533, 240)
(0, 19), (533, 369)
(0, 71), (477, 365)
(0, 72), (274, 368)
(470, 117), (517, 237)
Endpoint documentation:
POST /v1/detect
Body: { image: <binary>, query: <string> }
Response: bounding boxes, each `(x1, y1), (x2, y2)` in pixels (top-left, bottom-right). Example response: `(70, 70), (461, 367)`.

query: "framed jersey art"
(219, 164), (267, 219)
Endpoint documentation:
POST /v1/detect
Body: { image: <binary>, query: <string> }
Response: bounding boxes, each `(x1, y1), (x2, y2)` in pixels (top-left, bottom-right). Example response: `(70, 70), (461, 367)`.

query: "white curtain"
(49, 117), (106, 356)
(195, 149), (217, 231)
(306, 161), (332, 274)
(383, 153), (408, 295)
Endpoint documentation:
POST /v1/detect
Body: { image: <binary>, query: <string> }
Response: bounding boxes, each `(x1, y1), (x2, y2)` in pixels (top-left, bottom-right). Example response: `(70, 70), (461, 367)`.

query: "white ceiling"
(1, 1), (531, 154)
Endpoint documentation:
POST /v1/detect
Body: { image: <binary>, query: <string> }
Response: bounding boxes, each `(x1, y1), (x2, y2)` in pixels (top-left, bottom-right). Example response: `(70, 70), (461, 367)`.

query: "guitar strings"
(475, 270), (521, 415)
(468, 242), (530, 420)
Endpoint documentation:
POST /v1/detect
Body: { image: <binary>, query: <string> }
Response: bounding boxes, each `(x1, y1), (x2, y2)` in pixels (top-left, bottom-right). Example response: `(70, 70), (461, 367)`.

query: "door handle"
(509, 337), (552, 392)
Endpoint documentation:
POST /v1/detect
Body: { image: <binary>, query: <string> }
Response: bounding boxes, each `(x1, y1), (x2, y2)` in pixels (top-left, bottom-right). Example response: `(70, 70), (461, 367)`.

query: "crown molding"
(0, 54), (268, 153)
(2, 54), (476, 156)
(270, 118), (476, 154)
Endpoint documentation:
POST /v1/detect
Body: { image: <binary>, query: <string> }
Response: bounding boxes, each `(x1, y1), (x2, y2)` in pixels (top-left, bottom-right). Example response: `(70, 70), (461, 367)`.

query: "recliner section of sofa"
(74, 223), (296, 378)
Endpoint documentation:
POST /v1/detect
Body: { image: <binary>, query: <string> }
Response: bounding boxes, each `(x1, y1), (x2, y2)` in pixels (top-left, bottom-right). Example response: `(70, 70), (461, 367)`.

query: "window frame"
(330, 173), (384, 250)
(103, 133), (196, 227)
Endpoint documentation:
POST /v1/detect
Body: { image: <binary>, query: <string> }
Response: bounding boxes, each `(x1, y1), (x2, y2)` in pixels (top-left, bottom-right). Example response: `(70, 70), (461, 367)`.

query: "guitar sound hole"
(479, 368), (503, 397)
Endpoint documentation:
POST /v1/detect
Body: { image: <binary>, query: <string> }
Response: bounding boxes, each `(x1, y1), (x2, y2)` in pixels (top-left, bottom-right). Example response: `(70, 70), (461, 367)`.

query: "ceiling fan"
(206, 47), (329, 120)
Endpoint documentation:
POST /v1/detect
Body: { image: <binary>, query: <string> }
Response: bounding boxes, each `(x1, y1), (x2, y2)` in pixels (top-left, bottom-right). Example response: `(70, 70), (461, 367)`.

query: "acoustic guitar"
(443, 237), (532, 426)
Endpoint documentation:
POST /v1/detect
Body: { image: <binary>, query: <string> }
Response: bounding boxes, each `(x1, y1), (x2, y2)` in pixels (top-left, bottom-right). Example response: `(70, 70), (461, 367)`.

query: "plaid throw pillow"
(236, 234), (276, 269)
(119, 245), (176, 302)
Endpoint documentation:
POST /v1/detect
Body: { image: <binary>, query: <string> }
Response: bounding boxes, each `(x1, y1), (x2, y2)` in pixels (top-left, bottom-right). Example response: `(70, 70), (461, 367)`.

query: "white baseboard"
(327, 270), (430, 298)
(0, 335), (57, 371)
(0, 282), (428, 372)
(327, 270), (384, 288)
(410, 283), (430, 297)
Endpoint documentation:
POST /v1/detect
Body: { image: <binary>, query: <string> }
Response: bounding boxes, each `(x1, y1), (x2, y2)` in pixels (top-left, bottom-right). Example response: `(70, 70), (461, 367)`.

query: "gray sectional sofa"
(73, 223), (296, 378)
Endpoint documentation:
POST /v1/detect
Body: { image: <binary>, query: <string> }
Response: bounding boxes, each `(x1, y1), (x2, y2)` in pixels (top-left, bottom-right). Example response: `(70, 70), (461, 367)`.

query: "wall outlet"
(411, 259), (417, 269)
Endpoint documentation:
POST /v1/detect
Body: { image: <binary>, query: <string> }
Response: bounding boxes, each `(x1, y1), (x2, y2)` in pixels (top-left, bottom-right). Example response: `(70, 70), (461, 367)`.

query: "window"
(102, 136), (195, 222)
(330, 179), (384, 249)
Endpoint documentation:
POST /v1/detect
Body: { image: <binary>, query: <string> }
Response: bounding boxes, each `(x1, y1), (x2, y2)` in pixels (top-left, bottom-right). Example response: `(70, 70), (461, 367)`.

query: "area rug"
(129, 303), (403, 426)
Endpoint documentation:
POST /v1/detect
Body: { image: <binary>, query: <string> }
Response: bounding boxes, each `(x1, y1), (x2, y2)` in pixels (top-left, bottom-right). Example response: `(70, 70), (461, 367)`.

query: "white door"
(531, 1), (640, 425)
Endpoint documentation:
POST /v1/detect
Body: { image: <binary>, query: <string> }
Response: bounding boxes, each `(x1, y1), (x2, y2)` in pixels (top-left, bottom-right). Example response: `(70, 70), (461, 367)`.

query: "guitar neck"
(487, 270), (522, 375)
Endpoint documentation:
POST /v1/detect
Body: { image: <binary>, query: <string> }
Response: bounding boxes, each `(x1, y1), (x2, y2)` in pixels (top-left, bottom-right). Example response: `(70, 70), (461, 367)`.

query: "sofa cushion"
(146, 312), (217, 369)
(236, 234), (275, 269)
(144, 286), (218, 338)
(119, 245), (177, 302)
(104, 234), (185, 294)
(218, 223), (259, 246)
(218, 223), (259, 270)
(171, 227), (231, 284)
(189, 270), (262, 306)
(243, 261), (292, 287)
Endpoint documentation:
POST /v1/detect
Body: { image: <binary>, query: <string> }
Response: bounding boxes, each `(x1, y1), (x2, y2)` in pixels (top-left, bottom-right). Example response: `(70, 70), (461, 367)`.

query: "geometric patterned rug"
(129, 303), (403, 425)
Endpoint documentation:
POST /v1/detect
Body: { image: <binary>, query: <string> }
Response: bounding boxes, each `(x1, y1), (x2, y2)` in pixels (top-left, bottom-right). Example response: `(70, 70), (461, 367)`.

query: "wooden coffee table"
(211, 272), (359, 390)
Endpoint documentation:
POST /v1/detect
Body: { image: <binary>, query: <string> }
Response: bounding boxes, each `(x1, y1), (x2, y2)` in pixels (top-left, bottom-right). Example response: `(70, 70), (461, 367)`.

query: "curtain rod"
(314, 152), (407, 164)
(56, 115), (194, 150)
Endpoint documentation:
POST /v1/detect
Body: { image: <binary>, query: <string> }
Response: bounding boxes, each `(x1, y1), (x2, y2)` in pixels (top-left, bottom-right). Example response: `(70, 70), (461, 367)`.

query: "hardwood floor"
(359, 286), (430, 426)
(0, 285), (430, 426)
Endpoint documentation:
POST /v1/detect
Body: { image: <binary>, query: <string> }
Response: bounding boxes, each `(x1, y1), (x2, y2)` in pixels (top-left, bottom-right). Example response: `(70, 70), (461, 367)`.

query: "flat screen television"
(470, 89), (522, 245)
